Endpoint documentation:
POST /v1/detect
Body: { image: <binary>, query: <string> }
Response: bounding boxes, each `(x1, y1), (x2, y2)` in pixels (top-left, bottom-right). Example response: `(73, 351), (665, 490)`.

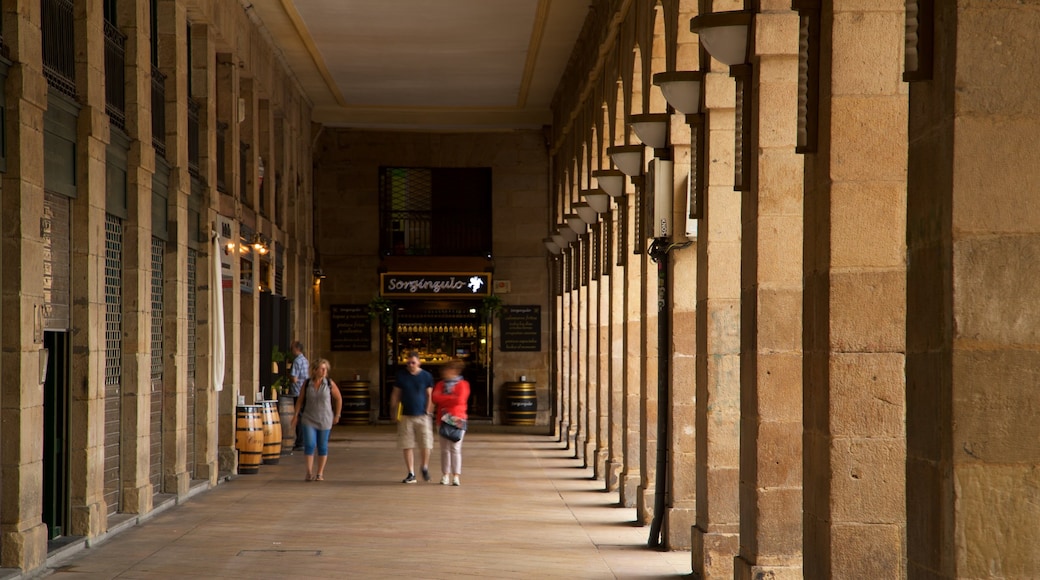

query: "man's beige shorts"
(397, 414), (433, 449)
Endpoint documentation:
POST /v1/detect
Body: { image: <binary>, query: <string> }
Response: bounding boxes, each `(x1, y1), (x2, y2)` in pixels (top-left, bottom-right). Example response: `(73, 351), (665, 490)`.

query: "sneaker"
(440, 475), (450, 485)
(402, 473), (417, 484)
(452, 476), (461, 487)
(421, 467), (431, 482)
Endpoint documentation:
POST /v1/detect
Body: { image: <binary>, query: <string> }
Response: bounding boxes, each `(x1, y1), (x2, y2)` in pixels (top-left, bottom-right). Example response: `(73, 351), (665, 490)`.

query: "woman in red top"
(431, 359), (470, 486)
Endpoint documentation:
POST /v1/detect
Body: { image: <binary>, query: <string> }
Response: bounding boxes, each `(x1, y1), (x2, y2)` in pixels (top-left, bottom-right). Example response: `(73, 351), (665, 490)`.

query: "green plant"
(367, 295), (394, 327)
(480, 294), (503, 320)
(271, 346), (288, 394)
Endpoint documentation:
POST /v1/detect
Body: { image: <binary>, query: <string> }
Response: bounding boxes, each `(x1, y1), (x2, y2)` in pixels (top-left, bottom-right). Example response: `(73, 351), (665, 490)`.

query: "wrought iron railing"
(42, 0), (76, 97)
(151, 66), (166, 158)
(384, 210), (490, 257)
(104, 19), (127, 131)
(239, 142), (250, 207)
(187, 97), (200, 177)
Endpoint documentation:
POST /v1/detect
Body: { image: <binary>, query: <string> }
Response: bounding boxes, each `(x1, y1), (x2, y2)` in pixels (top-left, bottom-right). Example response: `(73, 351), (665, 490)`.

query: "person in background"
(288, 341), (309, 451)
(389, 351), (434, 483)
(291, 358), (342, 481)
(431, 359), (470, 486)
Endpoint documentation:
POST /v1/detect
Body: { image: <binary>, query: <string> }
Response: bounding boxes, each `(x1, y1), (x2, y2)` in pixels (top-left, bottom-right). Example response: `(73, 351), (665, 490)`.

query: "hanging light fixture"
(574, 202), (598, 225)
(550, 229), (570, 248)
(690, 10), (754, 67)
(652, 71), (704, 115)
(582, 189), (611, 214)
(628, 113), (671, 149)
(557, 225), (578, 243)
(543, 238), (562, 254)
(565, 213), (588, 235)
(593, 169), (626, 197)
(607, 144), (645, 177)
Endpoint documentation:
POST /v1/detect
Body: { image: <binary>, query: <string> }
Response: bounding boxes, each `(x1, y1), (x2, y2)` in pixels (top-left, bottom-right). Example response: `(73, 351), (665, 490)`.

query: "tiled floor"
(38, 426), (691, 579)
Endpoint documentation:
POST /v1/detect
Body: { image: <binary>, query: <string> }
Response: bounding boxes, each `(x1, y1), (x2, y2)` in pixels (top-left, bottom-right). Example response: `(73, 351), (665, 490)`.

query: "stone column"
(803, 3), (907, 578)
(578, 235), (591, 465)
(570, 249), (583, 459)
(112, 0), (153, 516)
(558, 251), (571, 442)
(638, 183), (659, 526)
(907, 3), (1040, 577)
(0, 0), (50, 570)
(594, 225), (610, 481)
(734, 6), (804, 579)
(665, 118), (698, 550)
(692, 68), (741, 579)
(68, 0), (123, 521)
(239, 76), (258, 400)
(620, 192), (642, 508)
(606, 206), (624, 491)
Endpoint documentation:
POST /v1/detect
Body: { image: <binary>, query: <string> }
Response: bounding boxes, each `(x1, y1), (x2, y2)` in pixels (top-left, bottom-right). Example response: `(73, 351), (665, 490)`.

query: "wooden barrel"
(504, 381), (537, 425)
(278, 395), (297, 453)
(338, 381), (371, 425)
(235, 405), (263, 474)
(259, 400), (282, 464)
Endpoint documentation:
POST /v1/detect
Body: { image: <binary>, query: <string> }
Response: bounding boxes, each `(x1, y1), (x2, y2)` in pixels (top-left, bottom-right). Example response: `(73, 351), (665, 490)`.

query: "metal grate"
(105, 216), (123, 385)
(104, 213), (123, 517)
(151, 67), (166, 159)
(216, 122), (228, 193)
(381, 167), (432, 255)
(187, 98), (200, 177)
(150, 238), (164, 380)
(187, 249), (197, 379)
(274, 242), (283, 296)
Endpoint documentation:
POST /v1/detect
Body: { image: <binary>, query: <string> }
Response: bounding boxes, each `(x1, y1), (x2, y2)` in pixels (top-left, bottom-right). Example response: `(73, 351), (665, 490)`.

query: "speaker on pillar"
(648, 158), (674, 239)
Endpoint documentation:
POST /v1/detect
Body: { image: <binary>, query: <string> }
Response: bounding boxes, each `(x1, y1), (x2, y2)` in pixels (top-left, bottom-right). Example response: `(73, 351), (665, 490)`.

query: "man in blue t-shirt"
(389, 351), (434, 483)
(288, 341), (310, 451)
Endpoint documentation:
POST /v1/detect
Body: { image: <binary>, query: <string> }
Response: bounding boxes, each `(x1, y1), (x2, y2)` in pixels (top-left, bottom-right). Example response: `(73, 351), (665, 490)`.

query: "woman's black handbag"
(439, 413), (466, 442)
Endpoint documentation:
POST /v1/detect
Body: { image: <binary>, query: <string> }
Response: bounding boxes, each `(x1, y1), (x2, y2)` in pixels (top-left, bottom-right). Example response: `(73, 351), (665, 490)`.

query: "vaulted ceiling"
(248, 0), (592, 131)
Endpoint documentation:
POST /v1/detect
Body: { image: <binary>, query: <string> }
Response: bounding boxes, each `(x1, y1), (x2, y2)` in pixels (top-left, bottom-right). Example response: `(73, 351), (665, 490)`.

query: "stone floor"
(28, 426), (690, 579)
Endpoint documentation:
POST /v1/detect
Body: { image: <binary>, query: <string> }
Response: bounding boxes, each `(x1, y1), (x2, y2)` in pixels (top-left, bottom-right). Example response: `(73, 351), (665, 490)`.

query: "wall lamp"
(593, 169), (626, 197)
(574, 202), (599, 226)
(251, 233), (269, 255)
(607, 145), (645, 177)
(564, 213), (588, 235)
(652, 71), (703, 115)
(581, 189), (611, 214)
(627, 113), (671, 150)
(556, 225), (578, 243)
(690, 10), (754, 67)
(313, 268), (326, 285)
(543, 237), (562, 255)
(550, 229), (570, 248)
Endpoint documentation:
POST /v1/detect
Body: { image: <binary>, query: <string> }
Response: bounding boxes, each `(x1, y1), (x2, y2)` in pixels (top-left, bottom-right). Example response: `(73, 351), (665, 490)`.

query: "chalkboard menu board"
(500, 305), (541, 352)
(330, 305), (371, 351)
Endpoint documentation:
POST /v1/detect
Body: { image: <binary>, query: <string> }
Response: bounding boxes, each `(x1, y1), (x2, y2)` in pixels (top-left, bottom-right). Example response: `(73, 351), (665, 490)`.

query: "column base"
(121, 483), (154, 515)
(664, 506), (695, 550)
(693, 526), (739, 579)
(605, 459), (622, 492)
(591, 449), (608, 479)
(734, 556), (802, 580)
(619, 471), (640, 507)
(165, 470), (191, 497)
(0, 522), (48, 572)
(637, 485), (654, 526)
(70, 500), (105, 538)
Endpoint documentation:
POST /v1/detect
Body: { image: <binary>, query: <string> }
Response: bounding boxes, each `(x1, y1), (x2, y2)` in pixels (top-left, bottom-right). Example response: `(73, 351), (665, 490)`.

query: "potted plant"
(480, 294), (503, 321)
(367, 295), (394, 327)
(270, 345), (288, 397)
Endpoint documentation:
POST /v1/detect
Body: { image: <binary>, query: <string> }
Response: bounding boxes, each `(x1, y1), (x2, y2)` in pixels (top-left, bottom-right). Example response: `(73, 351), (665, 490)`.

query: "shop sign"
(380, 272), (492, 297)
(500, 305), (541, 352)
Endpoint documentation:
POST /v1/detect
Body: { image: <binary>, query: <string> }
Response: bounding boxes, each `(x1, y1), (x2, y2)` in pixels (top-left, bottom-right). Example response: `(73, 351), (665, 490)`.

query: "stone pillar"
(0, 0), (51, 570)
(619, 192), (642, 508)
(570, 253), (582, 459)
(692, 66), (741, 579)
(110, 0), (153, 516)
(803, 3), (907, 578)
(638, 183), (659, 527)
(239, 76), (259, 401)
(67, 0), (126, 524)
(907, 3), (1040, 577)
(664, 118), (698, 550)
(734, 6), (804, 579)
(606, 207), (624, 491)
(594, 225), (610, 481)
(558, 251), (571, 442)
(579, 236), (592, 466)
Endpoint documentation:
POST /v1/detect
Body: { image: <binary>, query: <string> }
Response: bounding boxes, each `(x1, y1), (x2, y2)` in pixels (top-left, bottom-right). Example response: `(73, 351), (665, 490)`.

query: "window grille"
(151, 237), (164, 380)
(104, 19), (127, 131)
(42, 0), (76, 97)
(103, 213), (123, 516)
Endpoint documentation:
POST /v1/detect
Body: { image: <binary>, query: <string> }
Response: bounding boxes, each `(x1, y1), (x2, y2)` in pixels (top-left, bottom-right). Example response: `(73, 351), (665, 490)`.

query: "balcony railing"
(384, 210), (491, 257)
(187, 97), (200, 177)
(42, 0), (76, 97)
(151, 67), (166, 159)
(104, 19), (127, 132)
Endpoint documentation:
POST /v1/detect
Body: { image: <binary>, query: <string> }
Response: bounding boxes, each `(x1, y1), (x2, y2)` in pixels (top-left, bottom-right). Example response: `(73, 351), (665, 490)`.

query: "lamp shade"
(551, 230), (569, 247)
(565, 213), (588, 235)
(652, 71), (704, 115)
(607, 144), (645, 177)
(690, 11), (753, 67)
(628, 113), (671, 149)
(543, 238), (562, 254)
(574, 202), (598, 225)
(593, 169), (626, 197)
(582, 190), (611, 213)
(557, 226), (578, 243)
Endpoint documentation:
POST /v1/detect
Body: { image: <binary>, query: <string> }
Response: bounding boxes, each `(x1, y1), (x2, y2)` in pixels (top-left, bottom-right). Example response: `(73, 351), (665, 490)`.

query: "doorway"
(42, 331), (70, 540)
